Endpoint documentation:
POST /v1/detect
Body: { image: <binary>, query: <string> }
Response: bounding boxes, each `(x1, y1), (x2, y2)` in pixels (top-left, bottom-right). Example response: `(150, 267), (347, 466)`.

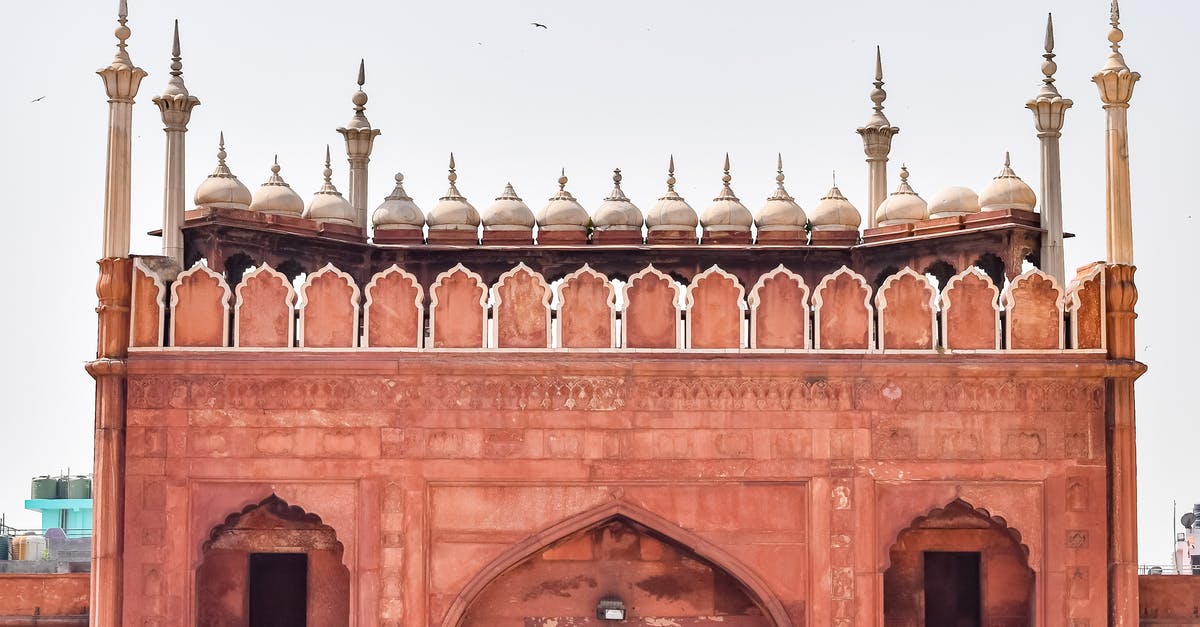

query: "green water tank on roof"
(30, 476), (57, 500)
(67, 476), (91, 500)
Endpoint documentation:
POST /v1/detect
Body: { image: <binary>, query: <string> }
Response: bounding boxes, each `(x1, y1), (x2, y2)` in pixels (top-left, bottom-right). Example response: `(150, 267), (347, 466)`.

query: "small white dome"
(249, 159), (305, 216)
(979, 153), (1036, 212)
(483, 183), (534, 229)
(537, 172), (589, 231)
(303, 148), (355, 224)
(426, 155), (480, 231)
(927, 186), (980, 218)
(809, 184), (861, 231)
(372, 173), (425, 230)
(875, 166), (927, 226)
(194, 135), (251, 210)
(592, 169), (643, 230)
(646, 158), (698, 230)
(755, 157), (806, 230)
(700, 158), (752, 232)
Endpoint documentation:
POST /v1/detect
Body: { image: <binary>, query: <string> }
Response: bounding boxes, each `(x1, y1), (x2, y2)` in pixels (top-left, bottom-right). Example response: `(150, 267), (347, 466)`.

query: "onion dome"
(426, 153), (481, 231)
(809, 178), (861, 232)
(194, 132), (251, 210)
(927, 186), (980, 219)
(700, 154), (753, 232)
(537, 170), (589, 231)
(755, 154), (806, 230)
(303, 146), (355, 224)
(875, 166), (928, 225)
(979, 152), (1037, 212)
(593, 169), (643, 230)
(646, 156), (699, 230)
(483, 182), (535, 230)
(372, 172), (425, 230)
(249, 156), (305, 215)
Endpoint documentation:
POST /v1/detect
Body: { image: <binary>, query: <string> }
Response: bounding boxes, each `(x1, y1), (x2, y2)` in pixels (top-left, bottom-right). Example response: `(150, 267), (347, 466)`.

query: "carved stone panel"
(299, 264), (360, 348)
(1005, 269), (1064, 350)
(235, 265), (295, 348)
(624, 266), (680, 349)
(493, 263), (551, 349)
(748, 265), (809, 350)
(813, 267), (872, 350)
(557, 265), (615, 349)
(431, 265), (488, 349)
(876, 267), (936, 351)
(131, 259), (165, 348)
(364, 266), (423, 349)
(940, 267), (1000, 351)
(686, 265), (744, 349)
(170, 263), (230, 347)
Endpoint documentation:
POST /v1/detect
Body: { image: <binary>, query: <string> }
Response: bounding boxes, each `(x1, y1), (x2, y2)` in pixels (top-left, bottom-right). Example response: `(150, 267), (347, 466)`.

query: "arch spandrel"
(440, 499), (793, 627)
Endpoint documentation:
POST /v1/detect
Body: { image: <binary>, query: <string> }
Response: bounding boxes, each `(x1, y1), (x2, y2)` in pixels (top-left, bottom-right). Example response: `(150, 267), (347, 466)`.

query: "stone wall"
(0, 573), (88, 621)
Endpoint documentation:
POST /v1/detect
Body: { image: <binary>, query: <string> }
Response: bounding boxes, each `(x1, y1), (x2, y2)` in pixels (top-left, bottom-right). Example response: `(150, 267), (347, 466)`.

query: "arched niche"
(196, 494), (350, 627)
(441, 500), (792, 627)
(883, 499), (1033, 627)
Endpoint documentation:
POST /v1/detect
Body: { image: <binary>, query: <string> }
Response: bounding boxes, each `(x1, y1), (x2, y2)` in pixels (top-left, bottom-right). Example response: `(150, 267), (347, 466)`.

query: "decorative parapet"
(132, 260), (1111, 353)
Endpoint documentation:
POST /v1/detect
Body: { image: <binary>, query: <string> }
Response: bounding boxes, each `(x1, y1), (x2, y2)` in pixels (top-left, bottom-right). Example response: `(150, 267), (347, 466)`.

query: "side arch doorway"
(444, 502), (792, 627)
(883, 499), (1034, 627)
(196, 494), (350, 627)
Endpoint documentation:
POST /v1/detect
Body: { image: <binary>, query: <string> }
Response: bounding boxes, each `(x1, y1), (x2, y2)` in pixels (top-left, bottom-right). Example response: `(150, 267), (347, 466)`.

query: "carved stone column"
(856, 47), (898, 228)
(92, 3), (143, 625)
(1026, 14), (1072, 285)
(152, 21), (199, 266)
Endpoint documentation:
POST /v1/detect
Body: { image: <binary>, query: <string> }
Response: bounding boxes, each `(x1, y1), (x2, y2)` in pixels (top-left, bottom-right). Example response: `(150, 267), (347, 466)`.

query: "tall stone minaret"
(93, 3), (146, 627)
(337, 60), (381, 231)
(1094, 0), (1140, 265)
(1092, 3), (1141, 627)
(1026, 14), (1072, 285)
(97, 0), (147, 258)
(152, 20), (200, 266)
(857, 46), (899, 228)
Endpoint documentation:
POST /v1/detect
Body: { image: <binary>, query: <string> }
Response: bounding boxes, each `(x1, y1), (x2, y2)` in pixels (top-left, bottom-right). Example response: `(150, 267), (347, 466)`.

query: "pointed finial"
(613, 168), (623, 187)
(722, 153), (732, 186)
(1005, 151), (1012, 168)
(870, 46), (887, 113)
(111, 0), (133, 68)
(271, 154), (280, 175)
(832, 170), (837, 187)
(323, 145), (333, 184)
(217, 132), (227, 166)
(171, 20), (181, 72)
(1036, 13), (1062, 96)
(558, 168), (568, 191)
(357, 59), (366, 87)
(776, 153), (785, 187)
(1108, 0), (1124, 55)
(667, 155), (676, 191)
(1044, 13), (1055, 54)
(448, 152), (458, 184)
(1111, 0), (1120, 30)
(900, 164), (909, 182)
(351, 60), (369, 114)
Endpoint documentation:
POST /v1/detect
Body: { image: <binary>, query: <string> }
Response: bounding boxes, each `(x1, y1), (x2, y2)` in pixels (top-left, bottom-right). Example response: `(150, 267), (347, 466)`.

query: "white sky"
(0, 0), (1193, 564)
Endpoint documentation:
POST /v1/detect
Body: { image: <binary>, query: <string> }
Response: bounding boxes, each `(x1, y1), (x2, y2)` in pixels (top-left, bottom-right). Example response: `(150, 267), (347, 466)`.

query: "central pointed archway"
(441, 500), (793, 627)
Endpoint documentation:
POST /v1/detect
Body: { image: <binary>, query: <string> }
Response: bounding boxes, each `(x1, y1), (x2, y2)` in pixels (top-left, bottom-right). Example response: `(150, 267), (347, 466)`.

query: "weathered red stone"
(364, 266), (423, 348)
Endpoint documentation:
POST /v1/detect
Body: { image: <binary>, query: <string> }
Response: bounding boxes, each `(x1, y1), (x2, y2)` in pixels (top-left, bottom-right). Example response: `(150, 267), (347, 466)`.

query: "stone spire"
(1026, 13), (1072, 284)
(337, 59), (381, 231)
(97, 0), (147, 258)
(153, 20), (201, 266)
(1092, 0), (1140, 264)
(700, 153), (752, 240)
(857, 46), (900, 228)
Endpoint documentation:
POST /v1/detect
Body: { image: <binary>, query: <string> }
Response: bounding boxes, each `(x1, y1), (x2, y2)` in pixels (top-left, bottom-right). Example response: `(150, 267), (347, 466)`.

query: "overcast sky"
(0, 0), (1192, 564)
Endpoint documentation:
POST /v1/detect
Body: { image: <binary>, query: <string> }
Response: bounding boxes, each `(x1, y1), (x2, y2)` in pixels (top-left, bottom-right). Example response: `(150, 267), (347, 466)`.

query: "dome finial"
(832, 170), (837, 187)
(271, 155), (280, 175)
(448, 152), (458, 184)
(899, 164), (909, 182)
(323, 145), (333, 184)
(357, 58), (366, 88)
(613, 168), (623, 187)
(1005, 151), (1011, 168)
(217, 132), (227, 167)
(559, 167), (568, 191)
(722, 153), (732, 187)
(776, 153), (785, 188)
(351, 60), (368, 116)
(667, 155), (676, 192)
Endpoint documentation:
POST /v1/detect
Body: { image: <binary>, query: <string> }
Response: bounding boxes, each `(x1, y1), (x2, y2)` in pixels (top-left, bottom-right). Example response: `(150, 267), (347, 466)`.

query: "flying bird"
(30, 96), (45, 103)
(531, 22), (547, 29)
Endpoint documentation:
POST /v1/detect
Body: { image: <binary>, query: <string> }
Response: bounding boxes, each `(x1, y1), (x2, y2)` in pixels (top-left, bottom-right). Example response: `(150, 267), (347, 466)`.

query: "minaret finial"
(870, 46), (887, 117)
(161, 19), (192, 97)
(351, 60), (368, 116)
(323, 145), (333, 184)
(1036, 13), (1062, 97)
(667, 155), (676, 192)
(1101, 0), (1131, 71)
(111, 0), (134, 68)
(171, 20), (181, 73)
(357, 58), (366, 88)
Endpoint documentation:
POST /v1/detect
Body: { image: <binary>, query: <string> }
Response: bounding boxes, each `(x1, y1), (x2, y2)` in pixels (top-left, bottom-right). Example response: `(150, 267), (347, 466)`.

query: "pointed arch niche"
(442, 500), (792, 627)
(883, 499), (1033, 627)
(196, 494), (350, 627)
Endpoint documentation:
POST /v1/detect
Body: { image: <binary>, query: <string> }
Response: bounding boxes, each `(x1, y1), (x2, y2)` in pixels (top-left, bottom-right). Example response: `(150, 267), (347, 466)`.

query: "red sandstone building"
(77, 3), (1150, 627)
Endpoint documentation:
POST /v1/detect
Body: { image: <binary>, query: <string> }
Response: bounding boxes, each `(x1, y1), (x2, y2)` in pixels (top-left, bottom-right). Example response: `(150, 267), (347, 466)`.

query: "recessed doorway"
(923, 551), (980, 627)
(249, 552), (308, 627)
